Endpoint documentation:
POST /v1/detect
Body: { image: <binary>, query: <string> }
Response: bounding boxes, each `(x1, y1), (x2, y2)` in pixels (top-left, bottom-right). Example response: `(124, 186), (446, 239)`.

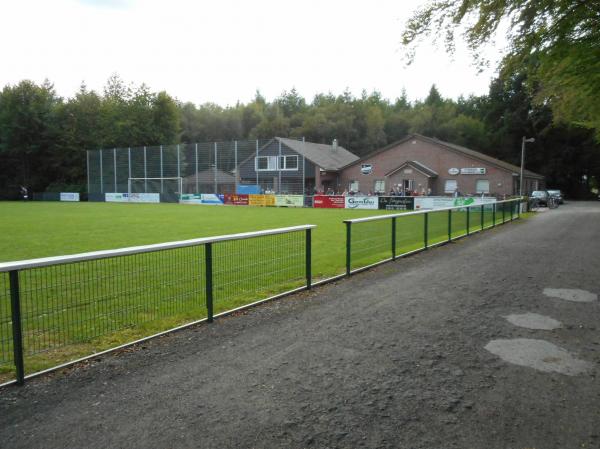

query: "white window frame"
(475, 179), (490, 194)
(255, 156), (278, 171)
(279, 155), (299, 171)
(444, 179), (458, 193)
(373, 180), (385, 193)
(349, 181), (359, 192)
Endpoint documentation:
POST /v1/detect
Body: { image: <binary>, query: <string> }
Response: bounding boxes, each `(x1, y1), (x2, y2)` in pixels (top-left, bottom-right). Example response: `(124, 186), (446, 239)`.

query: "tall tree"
(402, 0), (600, 138)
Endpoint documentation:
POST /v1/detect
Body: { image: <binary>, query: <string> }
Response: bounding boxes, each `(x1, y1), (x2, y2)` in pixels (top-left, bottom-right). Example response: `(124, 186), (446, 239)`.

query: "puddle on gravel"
(504, 313), (562, 330)
(543, 288), (597, 303)
(485, 338), (591, 376)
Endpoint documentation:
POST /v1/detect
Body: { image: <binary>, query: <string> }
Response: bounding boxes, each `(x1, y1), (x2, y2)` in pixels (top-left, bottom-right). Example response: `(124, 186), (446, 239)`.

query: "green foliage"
(401, 0), (600, 139)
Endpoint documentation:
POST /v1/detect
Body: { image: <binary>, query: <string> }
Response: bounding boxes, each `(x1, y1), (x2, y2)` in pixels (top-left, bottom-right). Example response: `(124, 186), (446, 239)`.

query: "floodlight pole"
(520, 136), (535, 197)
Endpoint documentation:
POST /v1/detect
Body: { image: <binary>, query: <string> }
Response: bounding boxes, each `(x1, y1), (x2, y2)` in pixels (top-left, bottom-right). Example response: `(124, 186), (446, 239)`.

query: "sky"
(1, 0), (507, 105)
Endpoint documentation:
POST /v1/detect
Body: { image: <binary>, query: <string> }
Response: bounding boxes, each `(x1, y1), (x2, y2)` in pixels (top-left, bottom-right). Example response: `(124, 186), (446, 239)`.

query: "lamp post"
(520, 136), (535, 197)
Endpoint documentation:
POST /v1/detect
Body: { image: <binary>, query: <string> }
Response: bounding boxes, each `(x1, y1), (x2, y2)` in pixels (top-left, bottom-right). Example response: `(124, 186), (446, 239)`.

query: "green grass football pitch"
(0, 201), (505, 381)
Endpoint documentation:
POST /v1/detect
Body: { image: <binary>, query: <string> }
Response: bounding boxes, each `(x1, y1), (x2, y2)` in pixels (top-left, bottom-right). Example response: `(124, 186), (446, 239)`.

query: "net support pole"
(160, 145), (164, 193)
(214, 142), (218, 194)
(128, 147), (132, 181)
(143, 146), (147, 193)
(99, 149), (104, 194)
(234, 140), (238, 194)
(195, 143), (199, 194)
(86, 150), (90, 194)
(278, 140), (282, 193)
(256, 139), (259, 189)
(113, 148), (117, 193)
(177, 144), (180, 179)
(302, 155), (305, 196)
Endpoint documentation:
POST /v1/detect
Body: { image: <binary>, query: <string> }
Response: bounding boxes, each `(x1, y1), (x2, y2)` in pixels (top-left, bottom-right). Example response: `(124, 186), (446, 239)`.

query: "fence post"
(305, 228), (312, 289)
(480, 204), (484, 230)
(492, 203), (496, 227)
(466, 206), (470, 236)
(9, 270), (25, 385)
(448, 209), (452, 242)
(391, 217), (397, 260)
(205, 243), (214, 322)
(502, 202), (506, 223)
(517, 199), (521, 218)
(510, 201), (514, 221)
(345, 222), (352, 276)
(424, 213), (428, 249)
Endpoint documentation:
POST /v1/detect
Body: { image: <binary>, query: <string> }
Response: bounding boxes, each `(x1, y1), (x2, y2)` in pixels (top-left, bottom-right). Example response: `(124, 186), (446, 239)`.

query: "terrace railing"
(0, 225), (315, 386)
(343, 198), (522, 275)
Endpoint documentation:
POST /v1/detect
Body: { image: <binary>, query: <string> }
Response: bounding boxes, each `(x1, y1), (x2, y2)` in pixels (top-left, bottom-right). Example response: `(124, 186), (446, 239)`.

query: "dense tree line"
(1, 72), (599, 199)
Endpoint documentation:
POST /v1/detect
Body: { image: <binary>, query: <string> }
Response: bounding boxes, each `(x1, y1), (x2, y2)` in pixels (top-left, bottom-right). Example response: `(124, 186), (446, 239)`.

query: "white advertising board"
(129, 193), (160, 203)
(345, 196), (379, 210)
(414, 196), (497, 210)
(105, 193), (160, 203)
(105, 193), (129, 202)
(60, 192), (80, 202)
(460, 167), (486, 175)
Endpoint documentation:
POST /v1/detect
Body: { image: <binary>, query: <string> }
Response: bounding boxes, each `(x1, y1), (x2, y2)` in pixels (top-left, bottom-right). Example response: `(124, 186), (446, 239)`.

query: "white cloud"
(0, 0), (505, 105)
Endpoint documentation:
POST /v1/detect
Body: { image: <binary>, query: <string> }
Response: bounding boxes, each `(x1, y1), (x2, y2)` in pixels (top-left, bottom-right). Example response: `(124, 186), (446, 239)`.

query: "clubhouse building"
(330, 134), (544, 197)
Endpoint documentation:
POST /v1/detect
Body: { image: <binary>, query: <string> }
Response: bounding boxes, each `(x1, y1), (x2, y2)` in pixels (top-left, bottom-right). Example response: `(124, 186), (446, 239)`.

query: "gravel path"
(1, 202), (599, 449)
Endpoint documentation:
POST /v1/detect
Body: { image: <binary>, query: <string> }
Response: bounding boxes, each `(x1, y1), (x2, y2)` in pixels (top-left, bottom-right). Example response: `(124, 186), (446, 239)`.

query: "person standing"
(20, 185), (28, 201)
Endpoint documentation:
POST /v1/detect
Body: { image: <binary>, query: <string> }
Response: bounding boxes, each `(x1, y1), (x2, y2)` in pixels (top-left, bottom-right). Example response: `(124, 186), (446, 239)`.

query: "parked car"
(531, 190), (550, 207)
(547, 189), (564, 204)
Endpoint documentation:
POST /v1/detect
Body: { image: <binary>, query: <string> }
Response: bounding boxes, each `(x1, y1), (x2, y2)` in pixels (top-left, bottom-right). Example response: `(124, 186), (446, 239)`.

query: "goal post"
(128, 177), (183, 202)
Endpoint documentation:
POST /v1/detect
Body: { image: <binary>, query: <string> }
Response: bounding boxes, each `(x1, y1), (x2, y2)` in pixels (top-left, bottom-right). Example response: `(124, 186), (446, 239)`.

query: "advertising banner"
(265, 194), (275, 206)
(313, 195), (345, 208)
(60, 192), (80, 202)
(345, 196), (379, 210)
(274, 195), (304, 207)
(129, 193), (160, 203)
(223, 194), (249, 205)
(378, 196), (414, 210)
(180, 194), (224, 205)
(249, 194), (266, 206)
(180, 194), (202, 204)
(105, 193), (129, 202)
(200, 194), (224, 205)
(414, 196), (497, 210)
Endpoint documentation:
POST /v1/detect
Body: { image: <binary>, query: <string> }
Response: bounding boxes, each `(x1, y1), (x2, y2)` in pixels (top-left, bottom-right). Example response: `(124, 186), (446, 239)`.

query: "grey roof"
(386, 160), (439, 178)
(277, 137), (359, 170)
(183, 169), (235, 184)
(343, 134), (544, 179)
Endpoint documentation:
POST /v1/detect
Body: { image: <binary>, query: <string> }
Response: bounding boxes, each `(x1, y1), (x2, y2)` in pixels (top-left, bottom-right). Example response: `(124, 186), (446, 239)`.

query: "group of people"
(309, 187), (434, 197)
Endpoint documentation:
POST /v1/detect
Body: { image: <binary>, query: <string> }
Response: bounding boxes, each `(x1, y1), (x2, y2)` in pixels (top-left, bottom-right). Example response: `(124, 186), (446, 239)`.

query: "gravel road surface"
(1, 202), (599, 449)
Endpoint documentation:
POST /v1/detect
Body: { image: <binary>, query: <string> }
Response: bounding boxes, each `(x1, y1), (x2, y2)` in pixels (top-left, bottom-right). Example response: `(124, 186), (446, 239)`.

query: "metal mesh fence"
(345, 199), (521, 275)
(348, 220), (392, 271)
(87, 139), (310, 197)
(213, 233), (306, 312)
(0, 226), (312, 384)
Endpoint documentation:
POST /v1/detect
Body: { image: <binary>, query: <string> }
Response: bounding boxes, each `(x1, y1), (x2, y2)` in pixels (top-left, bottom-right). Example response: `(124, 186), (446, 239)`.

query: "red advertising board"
(223, 194), (249, 205)
(313, 195), (345, 208)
